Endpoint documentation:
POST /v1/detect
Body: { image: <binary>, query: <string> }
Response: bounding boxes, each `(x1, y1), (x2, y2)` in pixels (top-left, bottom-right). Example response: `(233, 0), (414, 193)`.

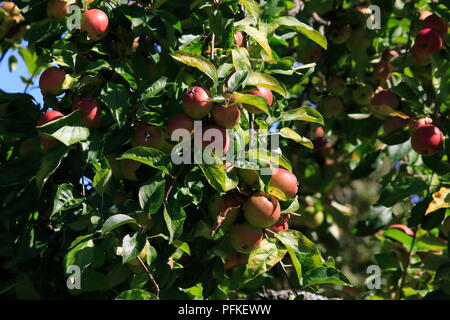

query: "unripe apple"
(411, 124), (444, 156)
(1, 1), (20, 15)
(268, 215), (289, 233)
(81, 9), (109, 41)
(39, 67), (66, 96)
(387, 224), (414, 237)
(208, 194), (240, 230)
(167, 113), (194, 138)
(132, 124), (165, 150)
(268, 168), (298, 200)
(37, 110), (65, 150)
(383, 117), (408, 134)
(71, 98), (102, 129)
(47, 0), (75, 20)
(373, 60), (391, 83)
(244, 87), (273, 114)
(212, 103), (241, 129)
(329, 24), (352, 44)
(411, 44), (431, 65)
(127, 239), (150, 267)
(297, 45), (322, 64)
(321, 95), (343, 118)
(423, 14), (448, 37)
(408, 116), (433, 135)
(244, 192), (281, 228)
(352, 84), (374, 106)
(235, 30), (244, 47)
(371, 90), (400, 109)
(238, 168), (260, 186)
(441, 216), (450, 237)
(183, 86), (213, 120)
(230, 223), (263, 254)
(414, 28), (443, 55)
(326, 76), (346, 96)
(301, 211), (324, 229)
(201, 124), (230, 153)
(224, 252), (247, 270)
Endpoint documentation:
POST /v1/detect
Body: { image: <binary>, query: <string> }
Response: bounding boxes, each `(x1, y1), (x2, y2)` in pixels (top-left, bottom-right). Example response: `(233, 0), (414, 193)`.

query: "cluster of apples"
(411, 13), (448, 65)
(0, 1), (25, 41)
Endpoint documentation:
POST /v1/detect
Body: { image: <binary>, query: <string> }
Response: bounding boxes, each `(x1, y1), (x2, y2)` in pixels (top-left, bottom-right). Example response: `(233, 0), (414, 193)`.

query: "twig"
(137, 256), (160, 298)
(165, 165), (185, 202)
(211, 33), (216, 62)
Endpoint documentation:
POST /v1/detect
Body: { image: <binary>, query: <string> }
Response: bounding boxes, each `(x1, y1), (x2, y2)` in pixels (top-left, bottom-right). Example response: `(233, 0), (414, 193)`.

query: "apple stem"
(137, 256), (160, 298)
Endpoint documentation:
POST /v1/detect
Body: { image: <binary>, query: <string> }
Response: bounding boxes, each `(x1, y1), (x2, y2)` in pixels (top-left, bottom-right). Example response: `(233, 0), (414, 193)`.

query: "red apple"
(81, 9), (109, 41)
(371, 90), (400, 109)
(183, 86), (213, 120)
(132, 124), (165, 150)
(72, 98), (102, 129)
(1, 1), (20, 15)
(373, 60), (391, 83)
(382, 49), (400, 60)
(408, 116), (433, 135)
(411, 44), (431, 65)
(411, 124), (444, 156)
(212, 103), (241, 129)
(414, 28), (443, 55)
(37, 110), (65, 150)
(387, 224), (414, 237)
(423, 14), (448, 37)
(230, 223), (263, 254)
(244, 192), (281, 228)
(201, 125), (230, 153)
(268, 215), (289, 233)
(167, 113), (195, 138)
(235, 30), (244, 47)
(244, 87), (273, 114)
(47, 0), (75, 20)
(268, 168), (298, 200)
(39, 67), (66, 96)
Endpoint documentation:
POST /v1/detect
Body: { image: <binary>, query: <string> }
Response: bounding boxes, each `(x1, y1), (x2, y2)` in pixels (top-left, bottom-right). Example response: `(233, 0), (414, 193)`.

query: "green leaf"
(244, 238), (287, 282)
(231, 48), (251, 71)
(377, 177), (428, 207)
(279, 128), (313, 149)
(280, 107), (324, 124)
(170, 51), (218, 83)
(37, 110), (89, 146)
(117, 147), (171, 175)
(246, 72), (286, 96)
(139, 77), (168, 102)
(234, 92), (269, 115)
(0, 152), (41, 187)
(122, 232), (146, 264)
(139, 177), (165, 214)
(51, 184), (84, 216)
(115, 289), (157, 300)
(238, 0), (260, 20)
(64, 237), (95, 274)
(247, 149), (292, 172)
(227, 70), (249, 92)
(100, 82), (129, 126)
(35, 145), (71, 193)
(163, 199), (186, 244)
(303, 267), (352, 286)
(8, 55), (18, 72)
(101, 214), (136, 235)
(93, 168), (112, 197)
(199, 163), (239, 193)
(273, 16), (327, 49)
(236, 25), (272, 60)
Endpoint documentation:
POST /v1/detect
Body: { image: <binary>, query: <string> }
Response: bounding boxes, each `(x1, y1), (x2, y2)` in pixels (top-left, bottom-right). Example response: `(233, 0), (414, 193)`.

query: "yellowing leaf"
(170, 51), (218, 83)
(426, 187), (450, 215)
(246, 72), (286, 97)
(236, 25), (272, 60)
(369, 104), (409, 119)
(279, 128), (313, 149)
(238, 0), (260, 20)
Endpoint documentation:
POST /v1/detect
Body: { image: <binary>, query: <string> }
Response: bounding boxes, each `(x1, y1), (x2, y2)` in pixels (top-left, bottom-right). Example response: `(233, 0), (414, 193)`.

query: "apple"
(411, 124), (444, 156)
(183, 86), (213, 120)
(208, 194), (240, 230)
(127, 240), (151, 266)
(326, 76), (346, 96)
(423, 14), (448, 37)
(167, 113), (194, 137)
(1, 1), (20, 15)
(321, 95), (343, 118)
(238, 168), (260, 186)
(81, 9), (109, 41)
(268, 215), (289, 233)
(371, 90), (400, 109)
(382, 49), (400, 60)
(230, 223), (263, 254)
(243, 86), (274, 114)
(235, 30), (244, 47)
(201, 125), (230, 153)
(300, 211), (324, 229)
(268, 168), (298, 199)
(37, 110), (65, 150)
(352, 84), (374, 106)
(408, 116), (433, 135)
(132, 124), (165, 150)
(39, 67), (66, 96)
(329, 24), (352, 44)
(383, 117), (408, 134)
(346, 29), (371, 51)
(71, 98), (102, 129)
(387, 224), (414, 237)
(244, 192), (281, 228)
(47, 0), (75, 20)
(224, 252), (247, 270)
(411, 44), (431, 65)
(212, 103), (241, 129)
(373, 60), (391, 83)
(414, 28), (443, 55)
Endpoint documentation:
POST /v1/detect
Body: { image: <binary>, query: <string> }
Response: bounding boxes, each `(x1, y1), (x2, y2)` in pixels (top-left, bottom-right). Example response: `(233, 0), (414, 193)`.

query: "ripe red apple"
(224, 252), (247, 270)
(235, 30), (244, 47)
(244, 192), (281, 228)
(230, 223), (263, 254)
(423, 14), (448, 37)
(183, 86), (213, 120)
(383, 117), (408, 134)
(408, 116), (433, 135)
(268, 215), (289, 233)
(212, 103), (241, 129)
(411, 44), (431, 65)
(373, 60), (391, 83)
(352, 85), (374, 106)
(201, 125), (230, 153)
(71, 98), (102, 129)
(387, 224), (414, 237)
(47, 0), (75, 20)
(329, 24), (352, 44)
(167, 113), (195, 139)
(244, 87), (273, 114)
(1, 1), (20, 15)
(39, 67), (66, 96)
(326, 76), (346, 96)
(132, 124), (165, 150)
(414, 28), (443, 55)
(238, 168), (260, 186)
(411, 124), (444, 156)
(81, 9), (109, 41)
(371, 90), (400, 109)
(321, 95), (343, 118)
(268, 168), (298, 200)
(382, 49), (400, 60)
(37, 110), (65, 150)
